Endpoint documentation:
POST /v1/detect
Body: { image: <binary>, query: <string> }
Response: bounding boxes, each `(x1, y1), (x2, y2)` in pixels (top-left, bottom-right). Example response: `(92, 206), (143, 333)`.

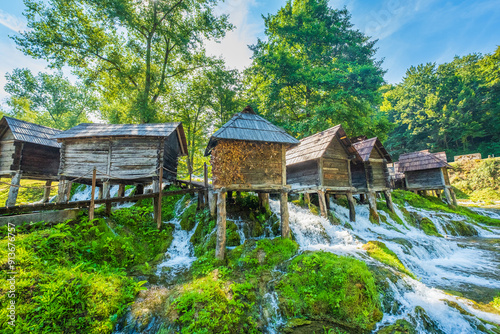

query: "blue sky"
(1, 0), (499, 103)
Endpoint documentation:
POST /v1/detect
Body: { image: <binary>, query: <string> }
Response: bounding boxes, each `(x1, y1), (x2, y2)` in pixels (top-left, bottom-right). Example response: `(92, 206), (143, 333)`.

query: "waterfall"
(269, 198), (500, 333)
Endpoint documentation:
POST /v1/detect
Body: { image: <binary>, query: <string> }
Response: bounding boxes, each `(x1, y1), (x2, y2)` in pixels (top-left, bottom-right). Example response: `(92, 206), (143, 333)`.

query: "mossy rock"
(328, 212), (341, 225)
(376, 319), (416, 334)
(251, 220), (264, 237)
(277, 251), (383, 331)
(226, 221), (241, 247)
(418, 217), (443, 237)
(309, 203), (320, 215)
(363, 241), (414, 278)
(414, 306), (446, 334)
(180, 203), (197, 231)
(443, 220), (478, 237)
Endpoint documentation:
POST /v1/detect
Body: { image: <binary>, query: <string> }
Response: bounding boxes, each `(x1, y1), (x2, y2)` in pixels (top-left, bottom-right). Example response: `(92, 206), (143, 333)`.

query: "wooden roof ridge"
(286, 124), (360, 166)
(53, 122), (188, 156)
(351, 137), (392, 163)
(204, 108), (299, 156)
(0, 116), (62, 148)
(398, 149), (451, 172)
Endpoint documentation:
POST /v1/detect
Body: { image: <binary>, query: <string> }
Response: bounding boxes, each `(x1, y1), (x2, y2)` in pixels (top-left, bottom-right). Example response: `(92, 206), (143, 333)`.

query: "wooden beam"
(318, 190), (327, 218)
(42, 180), (52, 203)
(215, 191), (227, 260)
(346, 192), (356, 222)
(280, 191), (290, 239)
(450, 188), (458, 206)
(89, 167), (96, 221)
(304, 193), (311, 205)
(6, 171), (21, 207)
(282, 144), (287, 186)
(384, 190), (395, 213)
(117, 184), (125, 198)
(204, 162), (208, 207)
(157, 166), (163, 229)
(367, 191), (379, 223)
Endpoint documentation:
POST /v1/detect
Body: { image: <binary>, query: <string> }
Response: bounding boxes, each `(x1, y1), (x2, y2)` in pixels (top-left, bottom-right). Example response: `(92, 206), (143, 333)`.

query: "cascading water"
(269, 198), (500, 333)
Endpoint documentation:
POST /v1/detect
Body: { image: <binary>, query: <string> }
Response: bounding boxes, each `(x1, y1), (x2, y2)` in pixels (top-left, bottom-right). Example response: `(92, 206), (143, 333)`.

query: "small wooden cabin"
(398, 150), (457, 205)
(0, 117), (61, 206)
(350, 136), (394, 221)
(286, 125), (361, 221)
(53, 122), (187, 202)
(205, 106), (299, 259)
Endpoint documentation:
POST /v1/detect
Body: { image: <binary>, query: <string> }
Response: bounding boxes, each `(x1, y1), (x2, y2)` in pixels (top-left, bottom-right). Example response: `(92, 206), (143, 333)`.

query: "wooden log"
(89, 168), (96, 221)
(304, 193), (311, 205)
(318, 190), (328, 218)
(367, 191), (379, 223)
(346, 192), (356, 222)
(204, 162), (209, 207)
(42, 180), (52, 203)
(6, 172), (21, 207)
(280, 191), (290, 239)
(215, 191), (227, 260)
(102, 181), (111, 199)
(157, 166), (163, 229)
(325, 193), (330, 209)
(65, 181), (73, 203)
(359, 193), (365, 203)
(152, 178), (159, 223)
(209, 190), (217, 217)
(117, 184), (125, 197)
(97, 185), (103, 200)
(435, 189), (442, 199)
(57, 178), (69, 204)
(443, 187), (453, 205)
(384, 190), (395, 213)
(258, 193), (270, 210)
(450, 188), (458, 206)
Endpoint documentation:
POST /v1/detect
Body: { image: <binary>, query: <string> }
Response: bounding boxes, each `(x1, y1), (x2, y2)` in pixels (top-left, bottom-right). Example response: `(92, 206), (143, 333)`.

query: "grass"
(0, 178), (59, 205)
(363, 241), (415, 278)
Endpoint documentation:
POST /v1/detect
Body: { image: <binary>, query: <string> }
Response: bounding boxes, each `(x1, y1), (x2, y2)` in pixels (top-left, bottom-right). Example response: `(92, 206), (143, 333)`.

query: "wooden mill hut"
(204, 106), (299, 259)
(53, 122), (187, 202)
(398, 150), (457, 205)
(286, 125), (361, 221)
(350, 136), (394, 221)
(0, 116), (61, 206)
(387, 161), (405, 189)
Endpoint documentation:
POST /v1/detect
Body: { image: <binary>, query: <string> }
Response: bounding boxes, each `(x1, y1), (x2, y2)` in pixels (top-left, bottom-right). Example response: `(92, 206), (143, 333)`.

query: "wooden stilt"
(280, 191), (290, 238)
(384, 189), (395, 213)
(325, 193), (330, 209)
(359, 193), (365, 203)
(258, 193), (270, 210)
(102, 181), (111, 199)
(157, 165), (163, 229)
(89, 167), (96, 220)
(152, 178), (159, 223)
(42, 180), (52, 203)
(97, 185), (103, 200)
(443, 187), (453, 205)
(346, 192), (356, 222)
(6, 172), (22, 207)
(117, 184), (125, 197)
(367, 191), (380, 223)
(215, 191), (227, 260)
(204, 162), (209, 207)
(318, 190), (328, 218)
(304, 192), (311, 205)
(209, 190), (217, 217)
(450, 188), (458, 206)
(57, 177), (68, 204)
(435, 190), (442, 199)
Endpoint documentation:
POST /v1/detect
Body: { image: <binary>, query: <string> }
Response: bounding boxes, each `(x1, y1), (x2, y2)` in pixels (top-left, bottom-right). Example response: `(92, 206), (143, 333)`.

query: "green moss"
(376, 319), (417, 334)
(180, 202), (197, 231)
(276, 252), (383, 331)
(363, 241), (414, 278)
(419, 217), (443, 237)
(226, 221), (241, 247)
(493, 293), (500, 312)
(442, 220), (478, 237)
(309, 203), (320, 216)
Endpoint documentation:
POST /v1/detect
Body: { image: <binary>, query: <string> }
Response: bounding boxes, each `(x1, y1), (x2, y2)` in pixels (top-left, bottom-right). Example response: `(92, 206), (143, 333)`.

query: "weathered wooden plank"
(216, 191), (227, 260)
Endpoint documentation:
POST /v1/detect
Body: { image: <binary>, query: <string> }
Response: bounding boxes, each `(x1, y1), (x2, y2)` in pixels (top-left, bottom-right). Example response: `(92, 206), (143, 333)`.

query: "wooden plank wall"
(322, 137), (350, 188)
(406, 168), (445, 190)
(20, 143), (60, 178)
(287, 160), (320, 188)
(351, 162), (367, 191)
(163, 132), (181, 180)
(0, 129), (16, 173)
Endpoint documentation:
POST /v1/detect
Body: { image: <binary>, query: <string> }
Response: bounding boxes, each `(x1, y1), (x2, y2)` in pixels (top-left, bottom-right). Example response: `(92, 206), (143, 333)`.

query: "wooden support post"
(258, 193), (270, 210)
(346, 192), (356, 222)
(318, 190), (328, 218)
(157, 166), (163, 229)
(102, 181), (111, 216)
(97, 185), (103, 200)
(152, 178), (159, 223)
(6, 172), (22, 207)
(384, 190), (395, 213)
(325, 193), (330, 210)
(443, 187), (453, 205)
(215, 191), (227, 260)
(42, 180), (52, 203)
(204, 162), (209, 207)
(57, 178), (68, 204)
(304, 193), (311, 205)
(280, 191), (290, 239)
(209, 190), (217, 217)
(367, 191), (380, 223)
(435, 190), (441, 199)
(450, 188), (458, 206)
(89, 167), (96, 221)
(359, 193), (365, 203)
(117, 184), (125, 198)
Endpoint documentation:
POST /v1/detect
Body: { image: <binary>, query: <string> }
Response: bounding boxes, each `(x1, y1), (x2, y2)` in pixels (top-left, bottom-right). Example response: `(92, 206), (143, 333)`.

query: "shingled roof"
(0, 116), (61, 148)
(54, 122), (188, 155)
(351, 137), (392, 163)
(204, 106), (299, 156)
(286, 125), (360, 166)
(398, 150), (451, 172)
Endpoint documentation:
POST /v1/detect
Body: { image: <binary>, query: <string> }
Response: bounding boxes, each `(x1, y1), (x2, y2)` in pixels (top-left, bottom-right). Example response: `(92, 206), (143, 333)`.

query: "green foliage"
(276, 252), (383, 331)
(450, 158), (500, 202)
(492, 293), (500, 312)
(363, 241), (414, 278)
(180, 202), (198, 231)
(171, 276), (259, 334)
(226, 221), (241, 247)
(0, 178), (58, 206)
(377, 319), (417, 334)
(0, 218), (146, 333)
(4, 69), (94, 129)
(419, 218), (443, 238)
(246, 0), (389, 140)
(382, 48), (500, 159)
(392, 190), (500, 227)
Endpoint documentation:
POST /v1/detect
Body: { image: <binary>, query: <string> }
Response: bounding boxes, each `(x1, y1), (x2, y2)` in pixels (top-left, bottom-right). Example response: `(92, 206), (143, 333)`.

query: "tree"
(246, 0), (387, 139)
(4, 68), (95, 129)
(15, 0), (232, 123)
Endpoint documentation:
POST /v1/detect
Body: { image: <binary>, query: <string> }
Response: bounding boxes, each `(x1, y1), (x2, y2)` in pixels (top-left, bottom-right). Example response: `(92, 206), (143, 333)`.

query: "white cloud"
(204, 0), (261, 70)
(0, 10), (27, 33)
